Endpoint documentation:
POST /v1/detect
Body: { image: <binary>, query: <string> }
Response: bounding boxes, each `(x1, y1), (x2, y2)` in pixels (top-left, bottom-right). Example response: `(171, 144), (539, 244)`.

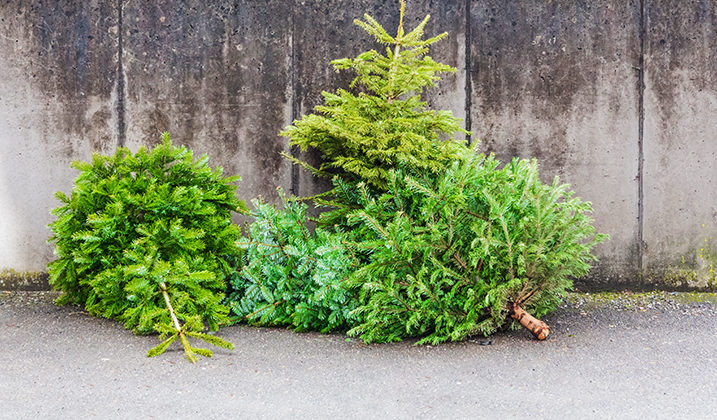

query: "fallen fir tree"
(339, 150), (607, 343)
(48, 134), (241, 362)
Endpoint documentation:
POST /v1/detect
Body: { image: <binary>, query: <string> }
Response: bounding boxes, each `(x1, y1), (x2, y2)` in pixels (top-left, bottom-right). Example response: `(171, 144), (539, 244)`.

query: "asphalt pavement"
(1, 291), (715, 419)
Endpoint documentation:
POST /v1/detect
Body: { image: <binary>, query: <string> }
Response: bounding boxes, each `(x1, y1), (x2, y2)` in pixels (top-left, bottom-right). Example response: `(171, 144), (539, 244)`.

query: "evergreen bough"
(48, 133), (241, 362)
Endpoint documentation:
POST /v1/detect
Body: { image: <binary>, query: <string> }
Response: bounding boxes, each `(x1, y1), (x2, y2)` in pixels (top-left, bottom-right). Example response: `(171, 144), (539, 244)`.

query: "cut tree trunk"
(510, 302), (550, 340)
(160, 282), (183, 332)
(160, 282), (198, 363)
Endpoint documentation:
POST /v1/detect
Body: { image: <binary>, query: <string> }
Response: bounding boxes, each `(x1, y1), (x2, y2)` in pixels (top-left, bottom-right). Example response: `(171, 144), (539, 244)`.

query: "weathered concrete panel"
(121, 0), (293, 203)
(0, 1), (715, 291)
(643, 0), (717, 289)
(470, 1), (642, 289)
(292, 0), (466, 197)
(0, 1), (117, 276)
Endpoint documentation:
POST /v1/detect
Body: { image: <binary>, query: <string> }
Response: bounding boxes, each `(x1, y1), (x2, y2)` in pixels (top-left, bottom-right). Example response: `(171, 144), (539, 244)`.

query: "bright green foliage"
(226, 189), (360, 333)
(281, 0), (467, 189)
(342, 151), (607, 344)
(147, 312), (234, 363)
(48, 133), (243, 360)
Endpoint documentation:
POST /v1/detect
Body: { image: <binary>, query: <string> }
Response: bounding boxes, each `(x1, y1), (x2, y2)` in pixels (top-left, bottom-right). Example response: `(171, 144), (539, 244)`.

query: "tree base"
(510, 303), (550, 340)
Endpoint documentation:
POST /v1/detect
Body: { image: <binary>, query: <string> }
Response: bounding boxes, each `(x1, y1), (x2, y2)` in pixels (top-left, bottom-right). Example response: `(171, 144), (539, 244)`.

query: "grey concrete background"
(0, 1), (715, 290)
(470, 1), (643, 289)
(643, 1), (717, 289)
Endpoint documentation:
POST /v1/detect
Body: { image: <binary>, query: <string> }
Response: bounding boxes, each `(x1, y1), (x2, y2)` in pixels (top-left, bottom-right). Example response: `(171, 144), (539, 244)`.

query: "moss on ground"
(0, 269), (49, 291)
(564, 290), (717, 310)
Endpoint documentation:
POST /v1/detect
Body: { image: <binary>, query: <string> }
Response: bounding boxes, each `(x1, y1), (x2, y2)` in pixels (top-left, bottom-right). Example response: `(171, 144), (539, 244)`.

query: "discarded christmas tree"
(48, 133), (240, 362)
(225, 0), (471, 336)
(342, 151), (607, 343)
(226, 188), (360, 333)
(281, 0), (467, 190)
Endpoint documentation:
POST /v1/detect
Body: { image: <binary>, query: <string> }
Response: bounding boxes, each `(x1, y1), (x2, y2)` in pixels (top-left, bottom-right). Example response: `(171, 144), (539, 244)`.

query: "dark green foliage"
(342, 151), (607, 344)
(48, 133), (243, 360)
(281, 0), (467, 190)
(226, 189), (360, 333)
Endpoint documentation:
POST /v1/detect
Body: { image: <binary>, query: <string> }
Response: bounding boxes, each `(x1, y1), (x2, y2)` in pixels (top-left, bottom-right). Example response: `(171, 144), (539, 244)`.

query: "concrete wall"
(642, 0), (717, 289)
(470, 1), (644, 289)
(0, 1), (715, 290)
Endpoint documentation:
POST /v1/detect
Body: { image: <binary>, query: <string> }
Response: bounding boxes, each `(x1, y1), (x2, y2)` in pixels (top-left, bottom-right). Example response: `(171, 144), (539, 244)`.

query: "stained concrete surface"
(0, 1), (117, 272)
(0, 1), (716, 290)
(0, 291), (715, 419)
(121, 0), (294, 204)
(469, 1), (643, 289)
(642, 0), (717, 288)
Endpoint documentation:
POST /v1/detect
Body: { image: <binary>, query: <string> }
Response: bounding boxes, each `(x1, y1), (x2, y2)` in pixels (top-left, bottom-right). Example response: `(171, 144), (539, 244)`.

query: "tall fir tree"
(281, 0), (468, 190)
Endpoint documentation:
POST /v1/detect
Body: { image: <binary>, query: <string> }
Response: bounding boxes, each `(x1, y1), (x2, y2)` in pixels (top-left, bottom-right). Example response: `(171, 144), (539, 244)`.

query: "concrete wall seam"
(115, 0), (127, 147)
(464, 0), (473, 143)
(637, 0), (646, 271)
